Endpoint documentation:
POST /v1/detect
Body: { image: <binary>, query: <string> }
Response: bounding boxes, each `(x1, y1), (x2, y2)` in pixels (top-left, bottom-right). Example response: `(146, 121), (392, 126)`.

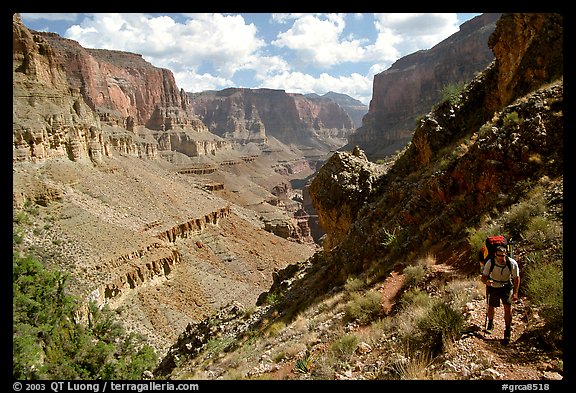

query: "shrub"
(389, 348), (434, 380)
(344, 291), (383, 325)
(344, 277), (365, 293)
(403, 265), (426, 289)
(524, 258), (563, 332)
(524, 216), (562, 250)
(399, 288), (432, 310)
(13, 252), (158, 380)
(416, 300), (464, 354)
(439, 81), (467, 105)
(329, 334), (358, 361)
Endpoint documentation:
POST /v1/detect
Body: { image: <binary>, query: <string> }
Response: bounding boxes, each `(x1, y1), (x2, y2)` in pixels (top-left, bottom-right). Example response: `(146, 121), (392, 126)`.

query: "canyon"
(12, 13), (563, 380)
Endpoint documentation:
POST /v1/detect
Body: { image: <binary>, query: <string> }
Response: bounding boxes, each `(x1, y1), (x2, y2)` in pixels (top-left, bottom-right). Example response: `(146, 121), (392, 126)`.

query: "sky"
(20, 13), (483, 105)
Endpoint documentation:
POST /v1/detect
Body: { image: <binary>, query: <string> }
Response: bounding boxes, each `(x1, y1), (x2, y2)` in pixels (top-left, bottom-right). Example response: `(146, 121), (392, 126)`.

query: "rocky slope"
(348, 13), (502, 160)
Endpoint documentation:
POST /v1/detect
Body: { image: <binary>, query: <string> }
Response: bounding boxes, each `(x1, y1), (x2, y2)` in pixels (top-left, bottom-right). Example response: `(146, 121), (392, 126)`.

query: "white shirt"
(483, 257), (519, 288)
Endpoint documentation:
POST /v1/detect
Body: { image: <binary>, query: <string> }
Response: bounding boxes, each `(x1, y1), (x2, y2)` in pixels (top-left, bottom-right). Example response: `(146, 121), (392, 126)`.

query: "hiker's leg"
(503, 304), (512, 326)
(487, 305), (495, 320)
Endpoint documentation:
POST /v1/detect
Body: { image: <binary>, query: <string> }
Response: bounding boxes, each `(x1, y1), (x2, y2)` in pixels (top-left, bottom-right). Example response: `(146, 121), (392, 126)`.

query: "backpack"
(478, 235), (513, 276)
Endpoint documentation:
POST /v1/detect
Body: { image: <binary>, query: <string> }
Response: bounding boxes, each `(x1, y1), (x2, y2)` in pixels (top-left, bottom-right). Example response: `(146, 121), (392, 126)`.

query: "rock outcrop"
(308, 147), (386, 251)
(348, 13), (502, 160)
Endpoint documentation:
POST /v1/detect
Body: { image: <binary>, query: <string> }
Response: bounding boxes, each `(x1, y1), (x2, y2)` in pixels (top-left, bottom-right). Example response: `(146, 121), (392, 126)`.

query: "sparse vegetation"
(523, 254), (563, 345)
(13, 252), (158, 380)
(439, 81), (467, 106)
(344, 290), (383, 325)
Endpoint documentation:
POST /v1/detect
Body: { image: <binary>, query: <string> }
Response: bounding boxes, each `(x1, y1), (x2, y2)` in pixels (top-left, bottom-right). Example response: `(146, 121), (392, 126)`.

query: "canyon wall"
(348, 13), (502, 160)
(188, 88), (355, 150)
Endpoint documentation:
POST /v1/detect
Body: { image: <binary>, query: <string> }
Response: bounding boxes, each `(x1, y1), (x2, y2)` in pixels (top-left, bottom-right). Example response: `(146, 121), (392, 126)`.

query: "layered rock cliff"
(188, 88), (355, 151)
(12, 13), (228, 163)
(348, 13), (502, 160)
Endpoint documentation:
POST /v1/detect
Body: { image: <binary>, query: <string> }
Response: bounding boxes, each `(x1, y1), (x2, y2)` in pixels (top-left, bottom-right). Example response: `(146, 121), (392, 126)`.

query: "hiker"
(481, 245), (520, 343)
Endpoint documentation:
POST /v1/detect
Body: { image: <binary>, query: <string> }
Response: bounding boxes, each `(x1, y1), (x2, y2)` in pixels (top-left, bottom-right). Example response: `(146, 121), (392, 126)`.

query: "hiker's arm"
(512, 276), (520, 300)
(481, 274), (493, 286)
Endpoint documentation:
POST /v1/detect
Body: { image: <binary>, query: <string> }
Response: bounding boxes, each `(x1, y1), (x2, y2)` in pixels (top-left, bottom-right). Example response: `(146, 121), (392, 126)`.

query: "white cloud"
(173, 71), (233, 93)
(65, 13), (266, 88)
(373, 13), (460, 55)
(261, 71), (373, 105)
(20, 12), (473, 104)
(272, 14), (366, 68)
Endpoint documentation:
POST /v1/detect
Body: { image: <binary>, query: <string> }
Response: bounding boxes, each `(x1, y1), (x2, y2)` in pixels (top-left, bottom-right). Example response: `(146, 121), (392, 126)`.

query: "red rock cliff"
(188, 88), (354, 149)
(13, 14), (225, 163)
(349, 13), (501, 159)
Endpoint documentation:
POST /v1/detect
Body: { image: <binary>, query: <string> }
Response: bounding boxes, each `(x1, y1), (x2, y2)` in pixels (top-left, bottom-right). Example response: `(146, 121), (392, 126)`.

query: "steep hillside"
(154, 13), (563, 381)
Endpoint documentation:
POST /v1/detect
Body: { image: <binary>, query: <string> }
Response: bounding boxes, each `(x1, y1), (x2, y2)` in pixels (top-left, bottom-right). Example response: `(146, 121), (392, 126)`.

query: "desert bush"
(524, 216), (562, 250)
(329, 334), (358, 362)
(344, 290), (383, 325)
(388, 347), (434, 380)
(13, 252), (157, 380)
(439, 81), (467, 106)
(523, 257), (563, 334)
(402, 264), (427, 289)
(416, 300), (464, 354)
(398, 288), (432, 310)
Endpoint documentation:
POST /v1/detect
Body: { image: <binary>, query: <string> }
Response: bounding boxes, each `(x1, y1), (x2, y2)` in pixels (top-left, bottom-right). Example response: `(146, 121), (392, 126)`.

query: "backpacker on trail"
(478, 235), (513, 274)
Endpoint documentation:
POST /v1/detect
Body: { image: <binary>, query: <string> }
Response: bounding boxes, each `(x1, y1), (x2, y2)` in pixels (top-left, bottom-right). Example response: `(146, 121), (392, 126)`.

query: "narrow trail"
(376, 263), (563, 380)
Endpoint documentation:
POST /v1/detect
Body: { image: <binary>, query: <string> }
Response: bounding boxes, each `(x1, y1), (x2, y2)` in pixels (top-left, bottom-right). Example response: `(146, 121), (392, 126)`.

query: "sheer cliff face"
(350, 13), (502, 159)
(486, 13), (563, 113)
(13, 14), (220, 163)
(188, 88), (354, 148)
(13, 14), (109, 163)
(39, 33), (201, 132)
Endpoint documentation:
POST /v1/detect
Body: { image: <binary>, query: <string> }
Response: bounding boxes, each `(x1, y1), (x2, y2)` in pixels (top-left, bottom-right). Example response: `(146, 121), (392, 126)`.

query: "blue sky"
(20, 13), (483, 105)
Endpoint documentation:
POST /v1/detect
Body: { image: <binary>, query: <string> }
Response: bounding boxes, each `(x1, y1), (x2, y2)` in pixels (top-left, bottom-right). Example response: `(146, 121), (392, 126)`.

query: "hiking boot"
(503, 327), (511, 344)
(486, 320), (494, 333)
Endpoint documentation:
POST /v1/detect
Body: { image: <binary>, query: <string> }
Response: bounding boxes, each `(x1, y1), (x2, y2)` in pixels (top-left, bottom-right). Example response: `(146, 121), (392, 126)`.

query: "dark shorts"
(487, 284), (513, 307)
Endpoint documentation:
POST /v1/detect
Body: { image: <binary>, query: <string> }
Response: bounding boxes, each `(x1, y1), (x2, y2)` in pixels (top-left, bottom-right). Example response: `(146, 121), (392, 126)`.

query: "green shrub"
(524, 216), (562, 250)
(524, 259), (563, 331)
(13, 252), (158, 380)
(344, 277), (365, 293)
(204, 336), (235, 358)
(416, 300), (464, 354)
(329, 334), (358, 361)
(403, 265), (427, 289)
(439, 81), (467, 105)
(344, 291), (383, 325)
(399, 288), (432, 310)
(506, 188), (546, 236)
